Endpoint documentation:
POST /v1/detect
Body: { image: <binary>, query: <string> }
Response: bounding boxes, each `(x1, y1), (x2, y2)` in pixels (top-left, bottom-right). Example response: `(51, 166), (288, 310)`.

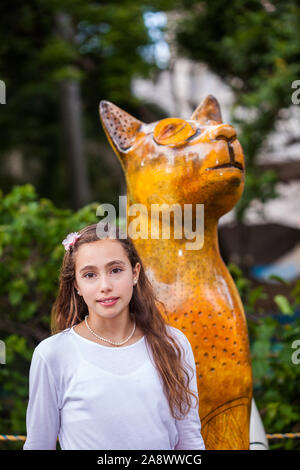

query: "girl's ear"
(74, 282), (81, 296)
(133, 262), (141, 280)
(99, 100), (144, 158)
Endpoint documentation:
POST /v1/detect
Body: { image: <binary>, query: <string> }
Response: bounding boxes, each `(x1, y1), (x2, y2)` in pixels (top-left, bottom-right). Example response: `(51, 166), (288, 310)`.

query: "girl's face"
(74, 239), (140, 321)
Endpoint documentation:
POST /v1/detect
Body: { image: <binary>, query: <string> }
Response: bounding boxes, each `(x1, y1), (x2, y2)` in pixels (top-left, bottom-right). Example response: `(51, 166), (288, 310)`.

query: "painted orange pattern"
(99, 95), (253, 450)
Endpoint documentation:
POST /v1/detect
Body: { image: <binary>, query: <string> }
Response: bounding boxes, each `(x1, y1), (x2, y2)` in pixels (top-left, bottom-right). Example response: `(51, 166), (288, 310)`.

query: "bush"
(0, 184), (101, 448)
(228, 263), (300, 450)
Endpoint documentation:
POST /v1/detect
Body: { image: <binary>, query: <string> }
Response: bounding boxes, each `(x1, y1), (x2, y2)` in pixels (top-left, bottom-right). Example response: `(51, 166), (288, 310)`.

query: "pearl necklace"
(84, 314), (136, 346)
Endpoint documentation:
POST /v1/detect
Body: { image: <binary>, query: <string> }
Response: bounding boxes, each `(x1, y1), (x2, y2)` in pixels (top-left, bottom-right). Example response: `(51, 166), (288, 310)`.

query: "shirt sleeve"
(174, 335), (206, 450)
(23, 348), (60, 450)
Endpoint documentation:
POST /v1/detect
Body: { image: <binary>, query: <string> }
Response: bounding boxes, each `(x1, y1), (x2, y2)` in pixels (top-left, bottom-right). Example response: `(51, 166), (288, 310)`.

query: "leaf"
(252, 358), (269, 378)
(248, 286), (267, 308)
(274, 295), (294, 316)
(268, 274), (289, 286)
(291, 279), (300, 302)
(252, 339), (271, 357)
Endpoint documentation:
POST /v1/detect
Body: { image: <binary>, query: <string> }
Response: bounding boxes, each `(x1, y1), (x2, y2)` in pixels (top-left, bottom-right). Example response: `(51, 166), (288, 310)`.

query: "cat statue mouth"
(206, 161), (244, 171)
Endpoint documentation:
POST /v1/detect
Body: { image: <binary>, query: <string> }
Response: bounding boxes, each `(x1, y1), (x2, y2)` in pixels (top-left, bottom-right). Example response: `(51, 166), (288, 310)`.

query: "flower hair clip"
(62, 232), (81, 251)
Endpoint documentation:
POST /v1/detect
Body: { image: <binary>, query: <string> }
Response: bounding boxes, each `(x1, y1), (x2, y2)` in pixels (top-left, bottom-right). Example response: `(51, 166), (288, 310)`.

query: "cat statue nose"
(210, 124), (237, 141)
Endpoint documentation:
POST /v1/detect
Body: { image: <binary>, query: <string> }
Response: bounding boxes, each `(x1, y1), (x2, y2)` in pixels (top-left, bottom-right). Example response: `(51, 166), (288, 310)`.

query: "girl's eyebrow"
(79, 260), (127, 273)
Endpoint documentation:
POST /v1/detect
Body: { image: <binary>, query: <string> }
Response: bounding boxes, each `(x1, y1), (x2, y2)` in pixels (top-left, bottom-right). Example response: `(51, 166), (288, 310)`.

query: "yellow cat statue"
(99, 95), (269, 450)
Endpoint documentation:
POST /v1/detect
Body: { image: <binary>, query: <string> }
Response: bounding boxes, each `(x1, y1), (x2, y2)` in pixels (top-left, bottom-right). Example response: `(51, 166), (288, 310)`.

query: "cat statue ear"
(191, 95), (223, 125)
(99, 100), (143, 155)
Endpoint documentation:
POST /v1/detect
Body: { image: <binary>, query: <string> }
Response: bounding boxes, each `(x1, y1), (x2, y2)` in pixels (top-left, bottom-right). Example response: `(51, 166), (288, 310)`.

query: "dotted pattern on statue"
(100, 101), (142, 151)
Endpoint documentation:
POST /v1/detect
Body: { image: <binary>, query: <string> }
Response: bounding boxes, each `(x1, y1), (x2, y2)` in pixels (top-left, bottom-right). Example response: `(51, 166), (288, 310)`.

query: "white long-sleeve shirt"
(23, 324), (206, 450)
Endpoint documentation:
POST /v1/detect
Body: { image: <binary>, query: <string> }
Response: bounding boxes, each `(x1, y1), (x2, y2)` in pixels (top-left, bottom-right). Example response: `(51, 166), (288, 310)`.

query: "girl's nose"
(99, 276), (113, 291)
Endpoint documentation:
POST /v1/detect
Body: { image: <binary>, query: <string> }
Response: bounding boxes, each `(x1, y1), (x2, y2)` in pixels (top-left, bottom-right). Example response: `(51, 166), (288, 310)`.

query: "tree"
(0, 0), (172, 209)
(173, 0), (300, 221)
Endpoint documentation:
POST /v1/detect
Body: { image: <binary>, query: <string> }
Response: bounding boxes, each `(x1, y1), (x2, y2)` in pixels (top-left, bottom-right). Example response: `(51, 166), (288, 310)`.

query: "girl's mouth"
(97, 298), (119, 307)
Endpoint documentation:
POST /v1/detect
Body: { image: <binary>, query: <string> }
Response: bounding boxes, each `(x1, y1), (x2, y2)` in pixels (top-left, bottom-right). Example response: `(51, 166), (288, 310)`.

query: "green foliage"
(0, 0), (173, 207)
(229, 263), (300, 450)
(175, 0), (300, 221)
(0, 184), (101, 447)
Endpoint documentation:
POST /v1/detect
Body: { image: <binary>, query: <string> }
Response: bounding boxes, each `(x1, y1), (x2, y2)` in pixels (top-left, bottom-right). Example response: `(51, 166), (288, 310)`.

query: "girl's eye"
(83, 268), (123, 278)
(84, 272), (95, 279)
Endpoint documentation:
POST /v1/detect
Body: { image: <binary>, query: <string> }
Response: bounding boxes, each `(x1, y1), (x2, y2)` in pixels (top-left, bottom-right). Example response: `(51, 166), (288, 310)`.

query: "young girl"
(23, 222), (206, 450)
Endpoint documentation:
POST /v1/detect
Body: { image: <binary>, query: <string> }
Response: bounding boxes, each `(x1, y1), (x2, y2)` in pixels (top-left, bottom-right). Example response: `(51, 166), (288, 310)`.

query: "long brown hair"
(51, 222), (198, 420)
